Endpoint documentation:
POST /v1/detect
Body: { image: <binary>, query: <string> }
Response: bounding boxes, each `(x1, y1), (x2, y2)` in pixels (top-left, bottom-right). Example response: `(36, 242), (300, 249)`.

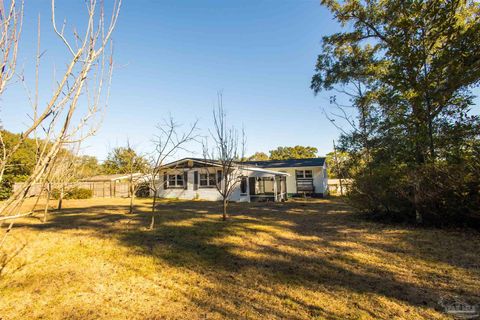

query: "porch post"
(273, 176), (278, 202)
(279, 176), (283, 200)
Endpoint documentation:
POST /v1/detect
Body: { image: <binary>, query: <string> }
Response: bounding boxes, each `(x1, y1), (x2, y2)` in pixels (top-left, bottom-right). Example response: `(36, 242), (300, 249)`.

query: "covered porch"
(242, 167), (288, 202)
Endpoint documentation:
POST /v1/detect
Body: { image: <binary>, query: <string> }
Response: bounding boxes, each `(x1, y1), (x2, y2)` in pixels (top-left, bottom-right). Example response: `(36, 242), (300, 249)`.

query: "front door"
(248, 177), (256, 195)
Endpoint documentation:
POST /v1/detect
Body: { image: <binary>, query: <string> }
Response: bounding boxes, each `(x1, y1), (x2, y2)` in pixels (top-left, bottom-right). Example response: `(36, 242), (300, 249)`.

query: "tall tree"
(269, 146), (318, 160)
(76, 156), (101, 179)
(312, 0), (480, 224)
(103, 143), (149, 214)
(325, 150), (351, 180)
(247, 152), (269, 161)
(0, 130), (40, 200)
(103, 146), (148, 175)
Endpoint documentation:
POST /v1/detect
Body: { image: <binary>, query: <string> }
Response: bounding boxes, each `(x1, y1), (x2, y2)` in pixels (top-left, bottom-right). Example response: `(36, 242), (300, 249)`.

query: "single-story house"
(155, 157), (327, 202)
(243, 158), (328, 197)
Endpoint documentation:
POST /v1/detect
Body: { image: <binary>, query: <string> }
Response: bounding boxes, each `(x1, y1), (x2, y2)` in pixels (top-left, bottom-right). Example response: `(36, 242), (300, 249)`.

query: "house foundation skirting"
(288, 193), (324, 198)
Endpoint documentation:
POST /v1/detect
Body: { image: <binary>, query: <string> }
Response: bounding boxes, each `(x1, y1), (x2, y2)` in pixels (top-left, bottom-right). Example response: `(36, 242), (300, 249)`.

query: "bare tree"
(53, 146), (81, 211)
(108, 140), (149, 214)
(0, 0), (21, 97)
(203, 92), (246, 221)
(147, 117), (198, 229)
(0, 0), (121, 247)
(39, 148), (76, 222)
(0, 0), (23, 178)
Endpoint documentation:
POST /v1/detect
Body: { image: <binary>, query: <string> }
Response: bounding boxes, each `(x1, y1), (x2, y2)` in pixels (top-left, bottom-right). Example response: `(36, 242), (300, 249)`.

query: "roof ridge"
(244, 157), (326, 162)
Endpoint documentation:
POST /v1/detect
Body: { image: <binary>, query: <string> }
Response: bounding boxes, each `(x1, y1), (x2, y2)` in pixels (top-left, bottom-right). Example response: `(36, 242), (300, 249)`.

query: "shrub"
(347, 165), (413, 221)
(135, 183), (150, 198)
(414, 163), (480, 227)
(52, 187), (92, 200)
(0, 175), (14, 200)
(348, 162), (480, 227)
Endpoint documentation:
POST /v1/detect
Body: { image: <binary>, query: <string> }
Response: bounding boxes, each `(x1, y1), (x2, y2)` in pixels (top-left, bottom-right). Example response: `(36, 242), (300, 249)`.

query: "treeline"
(247, 145), (318, 161)
(1, 130), (102, 199)
(0, 130), (38, 198)
(313, 1), (480, 227)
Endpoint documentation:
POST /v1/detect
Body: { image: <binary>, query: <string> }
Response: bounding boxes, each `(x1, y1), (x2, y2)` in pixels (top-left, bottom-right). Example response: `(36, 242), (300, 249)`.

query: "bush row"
(347, 162), (480, 227)
(51, 187), (93, 200)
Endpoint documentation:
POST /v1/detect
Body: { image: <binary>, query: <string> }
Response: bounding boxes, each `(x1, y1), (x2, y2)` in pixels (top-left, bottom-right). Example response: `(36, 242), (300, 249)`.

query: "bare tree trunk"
(31, 183), (45, 212)
(57, 186), (64, 210)
(43, 183), (52, 223)
(333, 140), (344, 195)
(428, 118), (435, 162)
(129, 181), (135, 214)
(222, 198), (227, 221)
(149, 193), (157, 229)
(415, 210), (423, 224)
(414, 181), (422, 224)
(412, 114), (426, 225)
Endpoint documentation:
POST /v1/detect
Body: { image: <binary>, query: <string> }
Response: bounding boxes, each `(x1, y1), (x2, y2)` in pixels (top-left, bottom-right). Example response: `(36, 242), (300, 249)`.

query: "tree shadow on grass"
(12, 199), (480, 318)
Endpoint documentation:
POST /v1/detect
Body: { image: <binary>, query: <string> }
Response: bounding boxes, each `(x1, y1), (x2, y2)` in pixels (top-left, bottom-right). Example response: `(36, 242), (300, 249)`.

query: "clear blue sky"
(1, 0), (343, 161)
(3, 1), (477, 161)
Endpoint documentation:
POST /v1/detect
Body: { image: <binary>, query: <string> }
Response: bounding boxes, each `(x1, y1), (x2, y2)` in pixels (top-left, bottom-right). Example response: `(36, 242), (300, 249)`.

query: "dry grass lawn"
(0, 197), (479, 319)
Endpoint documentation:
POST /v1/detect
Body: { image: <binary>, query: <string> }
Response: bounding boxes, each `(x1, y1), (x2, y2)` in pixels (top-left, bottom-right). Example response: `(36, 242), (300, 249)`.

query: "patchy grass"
(1, 197), (479, 319)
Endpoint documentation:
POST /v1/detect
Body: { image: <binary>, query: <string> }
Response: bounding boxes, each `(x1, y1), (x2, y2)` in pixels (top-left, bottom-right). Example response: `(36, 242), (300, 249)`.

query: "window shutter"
(163, 172), (168, 189)
(184, 171), (188, 190)
(240, 177), (247, 194)
(217, 170), (222, 184)
(193, 171), (199, 190)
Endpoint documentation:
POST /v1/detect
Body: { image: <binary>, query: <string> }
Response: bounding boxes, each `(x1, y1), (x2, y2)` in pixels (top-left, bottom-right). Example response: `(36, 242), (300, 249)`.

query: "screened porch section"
(247, 175), (287, 202)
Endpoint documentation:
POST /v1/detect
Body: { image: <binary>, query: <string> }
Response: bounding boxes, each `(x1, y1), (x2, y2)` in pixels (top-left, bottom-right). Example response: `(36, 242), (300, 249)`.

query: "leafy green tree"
(77, 156), (102, 178)
(0, 130), (103, 199)
(1, 130), (38, 179)
(0, 130), (40, 199)
(102, 147), (149, 175)
(325, 150), (351, 179)
(103, 144), (150, 214)
(269, 146), (318, 160)
(247, 152), (269, 161)
(312, 0), (480, 225)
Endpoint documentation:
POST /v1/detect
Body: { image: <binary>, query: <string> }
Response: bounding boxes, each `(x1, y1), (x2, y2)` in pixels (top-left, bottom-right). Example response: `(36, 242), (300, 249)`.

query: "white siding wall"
(156, 168), (245, 201)
(260, 165), (327, 195)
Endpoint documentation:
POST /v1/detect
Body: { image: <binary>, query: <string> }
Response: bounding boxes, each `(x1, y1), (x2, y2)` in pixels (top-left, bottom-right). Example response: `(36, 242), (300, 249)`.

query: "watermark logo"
(439, 296), (479, 319)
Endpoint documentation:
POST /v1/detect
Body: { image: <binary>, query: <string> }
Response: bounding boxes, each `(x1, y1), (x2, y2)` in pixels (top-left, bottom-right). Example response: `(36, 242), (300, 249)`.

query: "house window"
(240, 177), (247, 194)
(199, 173), (216, 187)
(168, 174), (184, 187)
(296, 170), (313, 179)
(176, 174), (184, 186)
